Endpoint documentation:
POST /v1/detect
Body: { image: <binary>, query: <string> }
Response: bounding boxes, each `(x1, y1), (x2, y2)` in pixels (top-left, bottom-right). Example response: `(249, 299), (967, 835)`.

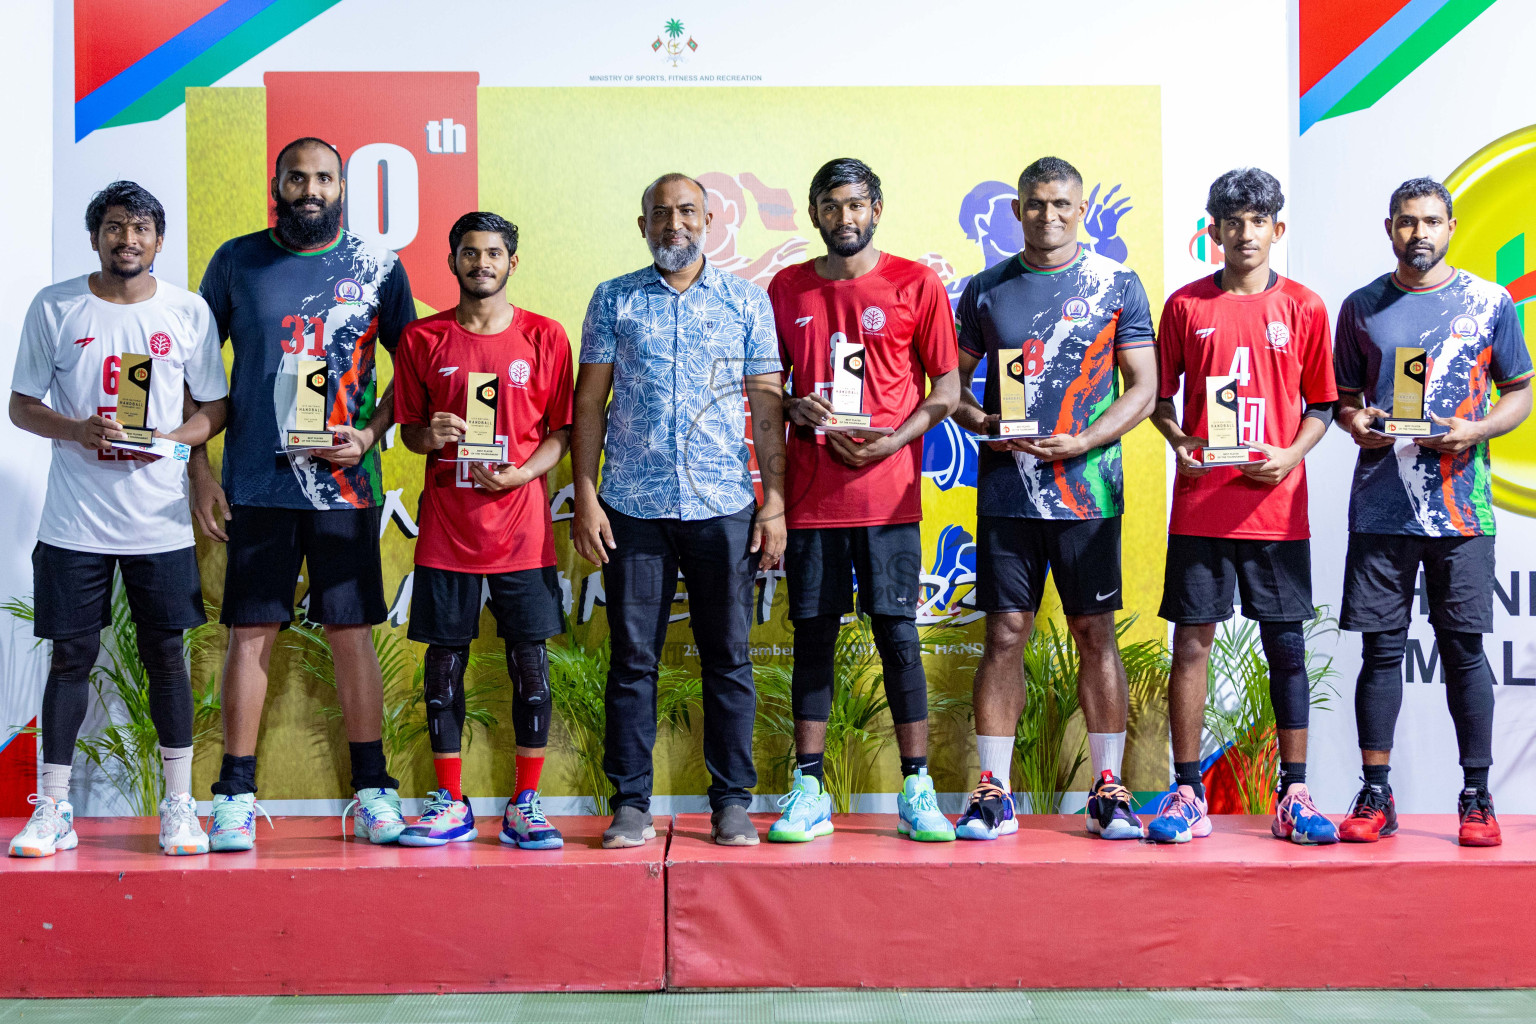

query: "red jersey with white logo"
(768, 252), (958, 528)
(1157, 272), (1337, 540)
(394, 308), (574, 573)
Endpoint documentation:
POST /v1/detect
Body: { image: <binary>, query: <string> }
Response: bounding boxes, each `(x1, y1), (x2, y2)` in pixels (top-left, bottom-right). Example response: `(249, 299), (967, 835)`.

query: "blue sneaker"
(500, 789), (564, 850)
(399, 789), (478, 847)
(1146, 785), (1211, 844)
(207, 792), (272, 852)
(897, 768), (955, 842)
(1085, 770), (1144, 840)
(955, 772), (1017, 840)
(1273, 785), (1338, 845)
(768, 769), (834, 843)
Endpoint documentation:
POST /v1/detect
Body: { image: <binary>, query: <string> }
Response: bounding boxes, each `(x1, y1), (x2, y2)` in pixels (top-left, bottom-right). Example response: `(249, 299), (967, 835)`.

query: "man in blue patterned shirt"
(573, 173), (786, 849)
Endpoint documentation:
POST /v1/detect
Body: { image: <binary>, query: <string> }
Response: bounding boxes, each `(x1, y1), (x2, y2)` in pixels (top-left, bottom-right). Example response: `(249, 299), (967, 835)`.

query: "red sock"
(434, 756), (463, 801)
(515, 754), (544, 796)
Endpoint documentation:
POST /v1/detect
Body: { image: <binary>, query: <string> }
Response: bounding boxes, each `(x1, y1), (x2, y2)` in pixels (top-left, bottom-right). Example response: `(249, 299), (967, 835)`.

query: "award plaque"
(822, 337), (891, 434)
(1197, 374), (1265, 465)
(453, 371), (509, 462)
(283, 358), (341, 450)
(1374, 347), (1447, 437)
(996, 347), (1043, 437)
(113, 353), (155, 446)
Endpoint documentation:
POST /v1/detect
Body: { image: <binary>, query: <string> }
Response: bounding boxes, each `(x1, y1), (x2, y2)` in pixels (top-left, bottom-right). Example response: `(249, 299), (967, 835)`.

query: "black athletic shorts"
(1158, 535), (1313, 625)
(407, 564), (566, 646)
(1340, 532), (1495, 634)
(785, 523), (921, 621)
(221, 504), (386, 627)
(975, 515), (1121, 616)
(32, 542), (205, 641)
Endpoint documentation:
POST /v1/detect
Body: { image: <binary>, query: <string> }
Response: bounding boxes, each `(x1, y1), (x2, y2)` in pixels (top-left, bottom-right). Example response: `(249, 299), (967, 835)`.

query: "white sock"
(1089, 731), (1126, 779)
(161, 745), (194, 797)
(39, 763), (71, 803)
(975, 735), (1015, 790)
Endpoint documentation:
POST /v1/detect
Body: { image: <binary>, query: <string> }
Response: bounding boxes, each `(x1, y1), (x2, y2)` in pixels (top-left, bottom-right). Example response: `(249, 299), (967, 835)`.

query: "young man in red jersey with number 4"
(393, 212), (573, 849)
(1149, 168), (1339, 846)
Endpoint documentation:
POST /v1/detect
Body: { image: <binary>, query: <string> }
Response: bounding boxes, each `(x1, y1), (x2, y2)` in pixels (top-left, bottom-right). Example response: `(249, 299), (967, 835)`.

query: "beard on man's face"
(1395, 236), (1448, 273)
(650, 228), (705, 273)
(459, 265), (509, 297)
(820, 220), (877, 259)
(274, 193), (344, 249)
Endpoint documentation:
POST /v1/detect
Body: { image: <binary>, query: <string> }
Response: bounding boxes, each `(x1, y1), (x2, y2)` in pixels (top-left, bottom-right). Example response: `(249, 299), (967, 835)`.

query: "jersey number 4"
(281, 315), (327, 357)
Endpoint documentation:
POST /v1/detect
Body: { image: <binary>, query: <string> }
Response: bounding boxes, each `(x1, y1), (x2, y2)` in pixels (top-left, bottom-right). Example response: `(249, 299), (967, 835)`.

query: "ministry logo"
(652, 18), (698, 67)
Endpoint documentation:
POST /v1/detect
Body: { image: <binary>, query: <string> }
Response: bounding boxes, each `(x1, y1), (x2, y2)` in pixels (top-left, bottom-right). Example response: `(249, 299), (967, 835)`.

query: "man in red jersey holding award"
(393, 212), (573, 849)
(766, 158), (960, 842)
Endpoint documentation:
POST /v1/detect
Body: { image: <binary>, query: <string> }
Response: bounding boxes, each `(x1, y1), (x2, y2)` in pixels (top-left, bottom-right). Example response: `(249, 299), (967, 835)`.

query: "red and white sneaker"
(1457, 788), (1501, 847)
(1339, 781), (1397, 842)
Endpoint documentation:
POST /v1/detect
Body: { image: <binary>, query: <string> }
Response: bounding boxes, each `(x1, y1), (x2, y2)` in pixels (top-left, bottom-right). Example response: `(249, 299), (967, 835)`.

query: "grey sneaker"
(602, 805), (656, 849)
(711, 804), (760, 846)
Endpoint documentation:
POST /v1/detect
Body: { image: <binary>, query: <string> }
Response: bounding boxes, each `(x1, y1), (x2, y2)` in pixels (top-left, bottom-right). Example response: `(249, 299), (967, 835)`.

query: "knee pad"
(790, 615), (841, 723)
(1259, 621), (1309, 731)
(508, 640), (551, 748)
(424, 645), (468, 712)
(51, 633), (100, 679)
(871, 615), (927, 726)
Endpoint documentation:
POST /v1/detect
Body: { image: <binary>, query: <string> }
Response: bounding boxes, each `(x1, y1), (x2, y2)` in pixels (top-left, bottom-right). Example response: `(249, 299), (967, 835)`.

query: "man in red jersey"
(393, 212), (573, 850)
(766, 158), (960, 843)
(1148, 168), (1338, 846)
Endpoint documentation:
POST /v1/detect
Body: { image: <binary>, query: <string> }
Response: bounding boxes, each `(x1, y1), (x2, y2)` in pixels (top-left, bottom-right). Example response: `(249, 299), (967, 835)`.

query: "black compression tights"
(1259, 620), (1310, 732)
(41, 627), (191, 765)
(791, 614), (928, 726)
(1355, 627), (1494, 767)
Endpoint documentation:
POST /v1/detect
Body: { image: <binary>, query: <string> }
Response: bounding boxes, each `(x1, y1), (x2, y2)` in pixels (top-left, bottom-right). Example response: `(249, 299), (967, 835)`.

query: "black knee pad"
(871, 615), (927, 726)
(507, 640), (551, 748)
(790, 614), (841, 722)
(1259, 620), (1310, 731)
(424, 644), (468, 754)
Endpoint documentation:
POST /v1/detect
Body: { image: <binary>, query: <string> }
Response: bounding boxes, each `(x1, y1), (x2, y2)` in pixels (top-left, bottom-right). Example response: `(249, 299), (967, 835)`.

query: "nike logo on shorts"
(1095, 589), (1119, 601)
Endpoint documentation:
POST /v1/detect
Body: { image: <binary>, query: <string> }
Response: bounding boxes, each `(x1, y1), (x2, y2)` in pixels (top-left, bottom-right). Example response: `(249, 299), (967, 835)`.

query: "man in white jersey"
(7, 181), (228, 857)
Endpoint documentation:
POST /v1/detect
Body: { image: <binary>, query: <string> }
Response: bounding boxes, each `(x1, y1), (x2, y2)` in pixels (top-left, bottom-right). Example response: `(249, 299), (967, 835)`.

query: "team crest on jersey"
(1451, 314), (1479, 339)
(861, 306), (886, 332)
(1265, 321), (1290, 349)
(149, 332), (171, 358)
(334, 278), (364, 304)
(508, 359), (531, 387)
(1062, 296), (1091, 322)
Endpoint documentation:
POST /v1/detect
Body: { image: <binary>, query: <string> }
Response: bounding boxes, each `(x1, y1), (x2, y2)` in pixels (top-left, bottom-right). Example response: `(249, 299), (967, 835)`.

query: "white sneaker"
(9, 795), (78, 858)
(159, 792), (210, 856)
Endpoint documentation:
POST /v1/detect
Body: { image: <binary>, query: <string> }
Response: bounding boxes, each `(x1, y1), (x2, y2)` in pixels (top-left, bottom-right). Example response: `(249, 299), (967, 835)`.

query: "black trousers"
(601, 501), (758, 811)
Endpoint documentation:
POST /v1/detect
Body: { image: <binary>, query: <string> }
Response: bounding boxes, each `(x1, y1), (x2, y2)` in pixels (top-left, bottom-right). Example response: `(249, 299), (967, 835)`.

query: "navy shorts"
(32, 542), (205, 640)
(1159, 535), (1314, 625)
(785, 523), (922, 621)
(221, 505), (386, 627)
(407, 564), (566, 646)
(1341, 532), (1495, 634)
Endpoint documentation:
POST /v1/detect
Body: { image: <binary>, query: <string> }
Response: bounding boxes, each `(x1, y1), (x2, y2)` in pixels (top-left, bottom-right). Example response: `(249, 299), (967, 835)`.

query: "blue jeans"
(601, 500), (758, 811)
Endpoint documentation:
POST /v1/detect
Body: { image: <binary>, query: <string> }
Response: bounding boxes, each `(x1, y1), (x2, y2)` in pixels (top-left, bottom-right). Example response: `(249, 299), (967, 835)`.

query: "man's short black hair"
(1018, 156), (1083, 196)
(809, 158), (883, 208)
(1389, 176), (1453, 220)
(1206, 167), (1285, 222)
(85, 180), (165, 237)
(274, 136), (343, 177)
(449, 211), (519, 256)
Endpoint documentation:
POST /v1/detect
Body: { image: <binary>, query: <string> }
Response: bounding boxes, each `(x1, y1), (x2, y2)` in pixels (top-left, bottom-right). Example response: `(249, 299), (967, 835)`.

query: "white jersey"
(11, 274), (227, 554)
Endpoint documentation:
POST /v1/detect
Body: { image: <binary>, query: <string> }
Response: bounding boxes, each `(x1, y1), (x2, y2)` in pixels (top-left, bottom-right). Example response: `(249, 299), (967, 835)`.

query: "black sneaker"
(602, 804), (655, 849)
(710, 804), (759, 846)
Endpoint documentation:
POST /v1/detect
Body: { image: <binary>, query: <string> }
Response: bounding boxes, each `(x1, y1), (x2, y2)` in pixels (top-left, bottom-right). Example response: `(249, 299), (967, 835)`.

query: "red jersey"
(394, 308), (574, 573)
(768, 253), (958, 528)
(1158, 273), (1337, 540)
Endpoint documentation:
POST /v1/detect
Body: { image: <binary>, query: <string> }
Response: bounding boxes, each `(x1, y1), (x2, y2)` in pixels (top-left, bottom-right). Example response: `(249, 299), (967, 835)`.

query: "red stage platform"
(666, 812), (1536, 990)
(0, 815), (665, 997)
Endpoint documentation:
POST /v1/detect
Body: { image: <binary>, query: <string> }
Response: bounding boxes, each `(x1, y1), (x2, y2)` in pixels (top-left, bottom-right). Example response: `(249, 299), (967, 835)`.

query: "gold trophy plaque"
(823, 337), (881, 433)
(455, 371), (508, 462)
(1382, 347), (1434, 436)
(997, 348), (1041, 437)
(285, 358), (337, 449)
(114, 353), (155, 445)
(1200, 374), (1257, 465)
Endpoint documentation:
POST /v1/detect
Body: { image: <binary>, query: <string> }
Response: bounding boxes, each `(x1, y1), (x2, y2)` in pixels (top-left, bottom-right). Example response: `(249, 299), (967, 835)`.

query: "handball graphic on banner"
(453, 372), (509, 463)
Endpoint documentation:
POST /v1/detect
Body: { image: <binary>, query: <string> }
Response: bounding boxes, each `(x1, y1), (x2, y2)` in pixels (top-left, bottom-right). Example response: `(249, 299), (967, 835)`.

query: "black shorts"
(785, 523), (922, 621)
(32, 542), (204, 641)
(975, 516), (1121, 616)
(1341, 532), (1495, 634)
(407, 564), (566, 646)
(221, 505), (386, 627)
(1158, 535), (1313, 625)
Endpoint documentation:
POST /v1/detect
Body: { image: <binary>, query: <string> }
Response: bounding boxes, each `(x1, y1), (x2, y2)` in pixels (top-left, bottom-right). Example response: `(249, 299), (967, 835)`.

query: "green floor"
(1, 990), (1534, 1023)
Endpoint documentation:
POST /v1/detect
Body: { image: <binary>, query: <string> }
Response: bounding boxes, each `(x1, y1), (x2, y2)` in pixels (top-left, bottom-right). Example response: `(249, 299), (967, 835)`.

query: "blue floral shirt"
(580, 261), (781, 520)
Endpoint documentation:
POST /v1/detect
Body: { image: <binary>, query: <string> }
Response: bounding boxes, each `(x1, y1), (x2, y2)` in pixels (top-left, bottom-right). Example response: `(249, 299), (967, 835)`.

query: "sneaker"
(158, 792), (209, 856)
(342, 787), (406, 845)
(897, 768), (955, 842)
(602, 804), (656, 849)
(399, 789), (478, 847)
(207, 792), (272, 852)
(500, 789), (564, 850)
(1339, 781), (1397, 842)
(1085, 770), (1144, 840)
(1458, 787), (1501, 847)
(1146, 785), (1212, 844)
(1272, 784), (1339, 845)
(8, 795), (77, 858)
(955, 772), (1017, 841)
(711, 804), (760, 846)
(767, 769), (834, 843)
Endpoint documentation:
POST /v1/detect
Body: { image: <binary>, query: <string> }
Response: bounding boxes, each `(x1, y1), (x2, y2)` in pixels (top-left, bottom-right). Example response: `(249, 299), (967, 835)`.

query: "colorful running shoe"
(158, 792), (209, 856)
(1338, 781), (1397, 842)
(955, 772), (1017, 841)
(1085, 770), (1144, 840)
(1272, 784), (1339, 845)
(208, 792), (272, 852)
(767, 769), (834, 843)
(500, 789), (564, 850)
(1146, 785), (1211, 844)
(8, 795), (77, 858)
(399, 789), (478, 847)
(1458, 787), (1501, 847)
(897, 767), (955, 842)
(343, 787), (406, 844)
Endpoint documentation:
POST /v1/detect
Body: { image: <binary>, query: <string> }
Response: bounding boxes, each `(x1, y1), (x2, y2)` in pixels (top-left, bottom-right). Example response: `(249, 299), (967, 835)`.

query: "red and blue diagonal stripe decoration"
(1299, 0), (1499, 134)
(73, 0), (342, 141)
